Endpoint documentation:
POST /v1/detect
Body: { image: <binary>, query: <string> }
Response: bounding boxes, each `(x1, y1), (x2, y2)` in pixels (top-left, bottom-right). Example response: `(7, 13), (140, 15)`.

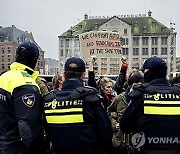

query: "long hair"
(52, 74), (63, 89)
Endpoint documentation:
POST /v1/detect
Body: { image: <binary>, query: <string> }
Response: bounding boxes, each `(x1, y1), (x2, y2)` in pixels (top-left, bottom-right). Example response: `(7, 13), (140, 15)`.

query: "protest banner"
(79, 31), (122, 59)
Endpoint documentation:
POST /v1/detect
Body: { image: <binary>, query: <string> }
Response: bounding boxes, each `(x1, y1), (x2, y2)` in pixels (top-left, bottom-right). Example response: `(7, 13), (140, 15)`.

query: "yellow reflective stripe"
(45, 108), (82, 114)
(0, 62), (39, 94)
(46, 114), (84, 124)
(144, 100), (180, 104)
(144, 106), (180, 115)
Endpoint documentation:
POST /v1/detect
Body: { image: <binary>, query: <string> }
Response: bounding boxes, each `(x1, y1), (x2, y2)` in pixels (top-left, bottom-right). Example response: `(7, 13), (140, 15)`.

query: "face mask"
(144, 68), (167, 83)
(144, 70), (153, 83)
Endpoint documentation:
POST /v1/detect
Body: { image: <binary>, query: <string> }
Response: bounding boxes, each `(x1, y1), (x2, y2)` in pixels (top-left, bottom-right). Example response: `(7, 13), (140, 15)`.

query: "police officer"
(120, 56), (180, 154)
(0, 42), (45, 154)
(44, 57), (113, 154)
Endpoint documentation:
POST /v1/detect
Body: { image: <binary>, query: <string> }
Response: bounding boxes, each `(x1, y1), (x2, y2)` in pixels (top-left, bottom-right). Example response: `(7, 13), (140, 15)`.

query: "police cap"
(65, 57), (85, 72)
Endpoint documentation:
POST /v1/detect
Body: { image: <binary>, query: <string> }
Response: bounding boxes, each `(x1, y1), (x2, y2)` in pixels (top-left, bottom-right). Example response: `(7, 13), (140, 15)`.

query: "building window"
(8, 63), (10, 69)
(152, 47), (158, 55)
(161, 27), (167, 33)
(142, 37), (148, 45)
(152, 20), (156, 27)
(133, 37), (139, 46)
(66, 49), (68, 57)
(133, 48), (139, 55)
(135, 21), (138, 27)
(124, 29), (127, 34)
(161, 37), (167, 45)
(143, 27), (148, 33)
(152, 37), (158, 45)
(8, 55), (11, 62)
(60, 40), (63, 47)
(2, 55), (4, 62)
(75, 39), (79, 47)
(125, 38), (129, 45)
(142, 48), (148, 55)
(112, 29), (119, 33)
(161, 48), (167, 55)
(133, 58), (139, 68)
(122, 48), (128, 55)
(66, 39), (70, 47)
(101, 58), (107, 65)
(0, 35), (3, 42)
(2, 48), (5, 54)
(68, 49), (72, 57)
(2, 64), (4, 69)
(60, 49), (63, 57)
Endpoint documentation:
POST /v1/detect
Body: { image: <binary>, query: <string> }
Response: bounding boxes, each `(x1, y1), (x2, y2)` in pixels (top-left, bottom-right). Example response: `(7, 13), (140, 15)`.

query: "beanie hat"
(15, 42), (39, 69)
(16, 42), (39, 60)
(65, 57), (85, 72)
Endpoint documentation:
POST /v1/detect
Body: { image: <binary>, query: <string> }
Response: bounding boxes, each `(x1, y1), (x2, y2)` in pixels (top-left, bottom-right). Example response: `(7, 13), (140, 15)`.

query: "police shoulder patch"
(22, 94), (35, 108)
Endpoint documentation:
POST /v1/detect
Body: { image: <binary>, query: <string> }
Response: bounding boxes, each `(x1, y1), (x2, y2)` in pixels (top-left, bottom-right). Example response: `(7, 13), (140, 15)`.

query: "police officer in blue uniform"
(0, 42), (45, 154)
(44, 57), (113, 154)
(120, 56), (180, 154)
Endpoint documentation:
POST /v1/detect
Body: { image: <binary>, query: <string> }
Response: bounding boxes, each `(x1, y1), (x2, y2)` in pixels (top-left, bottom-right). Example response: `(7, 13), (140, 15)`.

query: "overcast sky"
(0, 0), (179, 59)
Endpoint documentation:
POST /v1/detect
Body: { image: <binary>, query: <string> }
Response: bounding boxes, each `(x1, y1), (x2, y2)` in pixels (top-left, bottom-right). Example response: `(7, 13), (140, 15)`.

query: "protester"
(44, 57), (113, 154)
(168, 74), (180, 85)
(99, 77), (117, 111)
(0, 42), (45, 154)
(120, 56), (180, 154)
(108, 71), (143, 154)
(113, 56), (128, 94)
(87, 56), (98, 88)
(36, 76), (50, 96)
(52, 73), (64, 91)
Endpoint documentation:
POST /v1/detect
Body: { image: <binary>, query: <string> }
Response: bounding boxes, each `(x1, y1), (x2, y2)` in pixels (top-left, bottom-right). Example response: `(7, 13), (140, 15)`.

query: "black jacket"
(44, 78), (113, 154)
(0, 62), (44, 154)
(113, 66), (127, 95)
(120, 78), (180, 150)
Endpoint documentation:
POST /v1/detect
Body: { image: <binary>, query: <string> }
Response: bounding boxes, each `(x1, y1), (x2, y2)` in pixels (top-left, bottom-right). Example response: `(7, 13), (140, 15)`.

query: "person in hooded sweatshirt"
(0, 42), (45, 154)
(120, 56), (180, 154)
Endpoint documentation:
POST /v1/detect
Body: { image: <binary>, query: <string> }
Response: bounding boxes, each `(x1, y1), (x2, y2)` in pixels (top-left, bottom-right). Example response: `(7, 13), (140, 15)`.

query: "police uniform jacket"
(120, 78), (180, 150)
(44, 78), (113, 154)
(0, 62), (43, 153)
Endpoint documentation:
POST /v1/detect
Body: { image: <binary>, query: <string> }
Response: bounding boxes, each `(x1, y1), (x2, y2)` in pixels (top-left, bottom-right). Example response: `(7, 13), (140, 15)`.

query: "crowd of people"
(0, 42), (180, 154)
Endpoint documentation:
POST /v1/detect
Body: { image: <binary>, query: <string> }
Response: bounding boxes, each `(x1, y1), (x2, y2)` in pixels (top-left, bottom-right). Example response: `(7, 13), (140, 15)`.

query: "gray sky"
(0, 0), (179, 59)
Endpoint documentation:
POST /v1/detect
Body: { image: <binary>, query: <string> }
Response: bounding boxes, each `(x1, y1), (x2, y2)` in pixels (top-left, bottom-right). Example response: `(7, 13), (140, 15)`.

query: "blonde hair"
(52, 74), (63, 90)
(99, 77), (114, 88)
(127, 69), (139, 80)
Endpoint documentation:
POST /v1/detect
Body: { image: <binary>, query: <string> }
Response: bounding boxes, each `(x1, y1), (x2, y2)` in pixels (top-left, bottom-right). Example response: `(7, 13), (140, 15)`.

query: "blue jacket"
(44, 78), (113, 154)
(0, 62), (44, 154)
(120, 78), (180, 150)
